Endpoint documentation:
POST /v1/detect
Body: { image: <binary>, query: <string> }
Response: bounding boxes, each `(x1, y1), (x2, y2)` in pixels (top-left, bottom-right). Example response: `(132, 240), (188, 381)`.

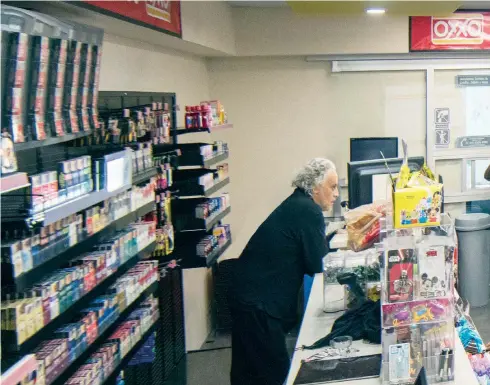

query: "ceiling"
(228, 0), (490, 15)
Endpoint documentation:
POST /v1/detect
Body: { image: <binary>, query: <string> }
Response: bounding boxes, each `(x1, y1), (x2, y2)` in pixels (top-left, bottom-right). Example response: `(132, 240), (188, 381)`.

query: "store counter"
(329, 231), (348, 250)
(286, 274), (478, 385)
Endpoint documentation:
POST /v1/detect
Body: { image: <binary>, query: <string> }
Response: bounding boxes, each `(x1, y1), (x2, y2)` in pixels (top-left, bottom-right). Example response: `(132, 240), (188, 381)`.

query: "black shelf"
(13, 132), (92, 152)
(1, 241), (157, 357)
(49, 281), (159, 385)
(206, 239), (232, 267)
(171, 128), (210, 136)
(39, 184), (133, 226)
(2, 201), (156, 294)
(100, 319), (160, 385)
(175, 177), (230, 198)
(180, 207), (231, 232)
(178, 152), (228, 169)
(132, 168), (157, 185)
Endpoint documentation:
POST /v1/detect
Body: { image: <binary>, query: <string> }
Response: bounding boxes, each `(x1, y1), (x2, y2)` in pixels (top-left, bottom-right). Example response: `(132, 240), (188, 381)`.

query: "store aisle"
(163, 331), (298, 385)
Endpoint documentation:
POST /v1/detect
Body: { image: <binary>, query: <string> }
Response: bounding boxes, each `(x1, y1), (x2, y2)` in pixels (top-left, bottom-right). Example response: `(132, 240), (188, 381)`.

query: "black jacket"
(231, 188), (327, 322)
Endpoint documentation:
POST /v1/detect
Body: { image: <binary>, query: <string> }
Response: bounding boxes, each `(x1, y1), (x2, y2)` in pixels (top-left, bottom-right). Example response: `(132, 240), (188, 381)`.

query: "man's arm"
(300, 209), (328, 276)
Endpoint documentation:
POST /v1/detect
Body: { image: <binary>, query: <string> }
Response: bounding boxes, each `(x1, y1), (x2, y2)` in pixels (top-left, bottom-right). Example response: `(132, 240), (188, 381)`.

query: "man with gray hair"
(230, 158), (339, 385)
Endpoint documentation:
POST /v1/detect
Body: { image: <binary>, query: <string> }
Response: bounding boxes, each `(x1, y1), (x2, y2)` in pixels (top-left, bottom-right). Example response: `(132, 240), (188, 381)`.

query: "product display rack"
(13, 132), (92, 152)
(2, 201), (156, 293)
(47, 281), (158, 385)
(1, 96), (162, 381)
(179, 206), (232, 232)
(98, 320), (160, 385)
(132, 167), (158, 186)
(171, 123), (233, 136)
(168, 130), (232, 268)
(1, 241), (156, 357)
(379, 214), (457, 385)
(173, 174), (230, 198)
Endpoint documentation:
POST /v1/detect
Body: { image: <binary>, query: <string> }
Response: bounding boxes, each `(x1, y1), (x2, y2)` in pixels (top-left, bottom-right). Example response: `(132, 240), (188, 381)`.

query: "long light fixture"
(366, 8), (386, 14)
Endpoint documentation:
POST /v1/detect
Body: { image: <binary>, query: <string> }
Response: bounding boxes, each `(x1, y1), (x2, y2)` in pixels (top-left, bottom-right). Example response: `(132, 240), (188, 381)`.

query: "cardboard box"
(393, 184), (443, 229)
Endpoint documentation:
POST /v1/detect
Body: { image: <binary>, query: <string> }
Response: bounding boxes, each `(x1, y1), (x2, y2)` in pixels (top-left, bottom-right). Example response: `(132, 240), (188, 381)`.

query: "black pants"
(230, 305), (290, 385)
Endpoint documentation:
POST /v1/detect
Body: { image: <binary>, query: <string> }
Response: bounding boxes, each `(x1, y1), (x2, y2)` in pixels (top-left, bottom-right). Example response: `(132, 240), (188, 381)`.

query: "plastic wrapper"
(345, 201), (389, 251)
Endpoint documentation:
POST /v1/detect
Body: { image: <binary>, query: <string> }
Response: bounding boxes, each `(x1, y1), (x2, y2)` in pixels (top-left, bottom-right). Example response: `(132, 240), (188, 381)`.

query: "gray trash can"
(456, 213), (490, 308)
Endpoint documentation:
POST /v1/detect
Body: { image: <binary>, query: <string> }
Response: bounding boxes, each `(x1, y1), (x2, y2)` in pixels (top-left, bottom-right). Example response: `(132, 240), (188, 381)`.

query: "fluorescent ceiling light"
(366, 8), (386, 14)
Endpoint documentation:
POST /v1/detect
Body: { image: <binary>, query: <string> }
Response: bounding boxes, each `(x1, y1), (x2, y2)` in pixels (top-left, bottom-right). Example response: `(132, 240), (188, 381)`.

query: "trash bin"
(455, 213), (490, 308)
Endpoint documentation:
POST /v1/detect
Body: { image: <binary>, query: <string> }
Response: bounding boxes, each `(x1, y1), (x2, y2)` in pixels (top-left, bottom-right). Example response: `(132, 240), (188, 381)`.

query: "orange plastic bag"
(345, 202), (389, 251)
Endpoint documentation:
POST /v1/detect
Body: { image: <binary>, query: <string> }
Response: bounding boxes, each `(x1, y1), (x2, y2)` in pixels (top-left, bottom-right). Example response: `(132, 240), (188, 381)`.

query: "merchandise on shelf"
(30, 155), (93, 213)
(0, 222), (156, 346)
(1, 5), (103, 142)
(101, 103), (171, 146)
(379, 214), (456, 385)
(184, 101), (228, 130)
(1, 179), (155, 281)
(3, 29), (29, 143)
(131, 142), (153, 175)
(200, 100), (227, 127)
(0, 354), (39, 385)
(196, 224), (231, 259)
(198, 163), (229, 189)
(1, 214), (83, 278)
(66, 296), (159, 385)
(30, 261), (158, 385)
(154, 163), (172, 191)
(195, 194), (230, 220)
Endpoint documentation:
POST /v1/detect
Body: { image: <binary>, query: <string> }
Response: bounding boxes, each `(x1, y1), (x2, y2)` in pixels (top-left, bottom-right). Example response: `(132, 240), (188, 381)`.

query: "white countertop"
(286, 274), (478, 385)
(329, 232), (348, 249)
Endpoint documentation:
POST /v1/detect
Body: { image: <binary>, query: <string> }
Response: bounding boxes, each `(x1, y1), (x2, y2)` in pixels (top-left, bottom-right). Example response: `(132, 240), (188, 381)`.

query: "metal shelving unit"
(2, 201), (156, 293)
(48, 281), (159, 385)
(1, 241), (156, 356)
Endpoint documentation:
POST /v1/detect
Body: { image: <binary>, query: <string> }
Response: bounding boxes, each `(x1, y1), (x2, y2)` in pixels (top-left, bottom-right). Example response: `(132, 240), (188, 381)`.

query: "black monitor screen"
(347, 157), (425, 209)
(350, 137), (398, 162)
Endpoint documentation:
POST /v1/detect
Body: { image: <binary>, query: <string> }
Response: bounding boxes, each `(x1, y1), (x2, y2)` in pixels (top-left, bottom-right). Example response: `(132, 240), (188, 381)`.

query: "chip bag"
(345, 201), (389, 252)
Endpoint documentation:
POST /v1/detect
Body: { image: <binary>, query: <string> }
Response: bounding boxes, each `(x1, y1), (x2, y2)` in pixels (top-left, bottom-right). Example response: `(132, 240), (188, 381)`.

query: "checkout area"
(288, 138), (490, 385)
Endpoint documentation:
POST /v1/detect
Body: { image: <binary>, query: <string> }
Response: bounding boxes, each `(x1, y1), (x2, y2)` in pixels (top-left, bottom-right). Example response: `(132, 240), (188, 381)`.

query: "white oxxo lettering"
(433, 18), (483, 39)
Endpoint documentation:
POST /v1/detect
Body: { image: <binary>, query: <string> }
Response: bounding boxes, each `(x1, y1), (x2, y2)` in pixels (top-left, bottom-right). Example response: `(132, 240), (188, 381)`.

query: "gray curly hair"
(292, 158), (336, 195)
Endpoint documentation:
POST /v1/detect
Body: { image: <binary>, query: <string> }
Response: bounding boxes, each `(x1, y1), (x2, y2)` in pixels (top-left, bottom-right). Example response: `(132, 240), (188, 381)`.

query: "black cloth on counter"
(301, 300), (381, 350)
(230, 305), (290, 385)
(230, 188), (327, 323)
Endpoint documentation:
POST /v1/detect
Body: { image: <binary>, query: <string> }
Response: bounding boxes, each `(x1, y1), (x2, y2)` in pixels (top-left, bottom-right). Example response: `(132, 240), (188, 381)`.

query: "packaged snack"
(345, 201), (389, 252)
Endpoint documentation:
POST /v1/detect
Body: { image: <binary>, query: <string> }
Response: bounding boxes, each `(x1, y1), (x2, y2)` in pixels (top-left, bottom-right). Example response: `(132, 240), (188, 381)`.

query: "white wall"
(181, 1), (236, 55)
(99, 34), (209, 128)
(207, 57), (428, 260)
(232, 7), (409, 56)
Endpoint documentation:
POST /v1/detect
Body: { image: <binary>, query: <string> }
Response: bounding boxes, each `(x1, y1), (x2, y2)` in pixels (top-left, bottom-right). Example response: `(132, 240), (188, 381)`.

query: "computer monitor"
(350, 137), (398, 162)
(347, 157), (425, 209)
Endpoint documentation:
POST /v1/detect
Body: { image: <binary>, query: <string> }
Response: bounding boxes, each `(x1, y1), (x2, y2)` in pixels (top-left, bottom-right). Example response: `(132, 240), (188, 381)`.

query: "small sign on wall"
(435, 129), (450, 147)
(456, 136), (490, 148)
(456, 75), (490, 87)
(434, 108), (450, 148)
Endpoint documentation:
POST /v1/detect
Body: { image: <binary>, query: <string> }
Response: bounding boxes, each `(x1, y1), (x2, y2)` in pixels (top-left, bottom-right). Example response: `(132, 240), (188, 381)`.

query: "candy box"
(393, 184), (443, 229)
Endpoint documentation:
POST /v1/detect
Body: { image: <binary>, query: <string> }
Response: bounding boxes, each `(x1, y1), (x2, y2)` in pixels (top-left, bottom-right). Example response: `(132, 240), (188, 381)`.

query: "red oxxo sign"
(410, 13), (490, 51)
(81, 1), (182, 37)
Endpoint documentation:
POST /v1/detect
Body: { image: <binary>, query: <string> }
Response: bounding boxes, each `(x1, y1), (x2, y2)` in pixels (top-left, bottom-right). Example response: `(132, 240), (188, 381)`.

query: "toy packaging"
(386, 249), (415, 303)
(417, 245), (447, 299)
(389, 140), (443, 229)
(380, 212), (456, 384)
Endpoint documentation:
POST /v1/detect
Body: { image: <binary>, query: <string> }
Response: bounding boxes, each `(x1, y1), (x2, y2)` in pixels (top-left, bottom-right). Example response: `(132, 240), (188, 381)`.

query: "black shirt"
(231, 188), (327, 322)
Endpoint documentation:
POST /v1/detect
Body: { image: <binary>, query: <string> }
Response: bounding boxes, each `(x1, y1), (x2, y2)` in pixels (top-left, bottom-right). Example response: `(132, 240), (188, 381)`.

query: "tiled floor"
(163, 330), (298, 385)
(163, 304), (490, 385)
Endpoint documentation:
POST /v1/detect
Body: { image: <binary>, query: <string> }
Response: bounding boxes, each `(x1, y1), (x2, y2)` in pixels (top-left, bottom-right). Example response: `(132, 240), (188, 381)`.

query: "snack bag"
(345, 201), (389, 251)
